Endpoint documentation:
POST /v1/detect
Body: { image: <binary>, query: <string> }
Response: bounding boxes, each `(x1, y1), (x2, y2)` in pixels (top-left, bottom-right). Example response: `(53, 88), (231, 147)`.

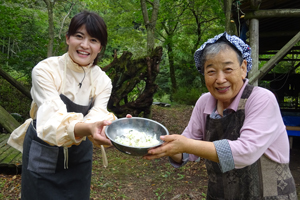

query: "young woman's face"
(66, 25), (102, 66)
(204, 48), (247, 108)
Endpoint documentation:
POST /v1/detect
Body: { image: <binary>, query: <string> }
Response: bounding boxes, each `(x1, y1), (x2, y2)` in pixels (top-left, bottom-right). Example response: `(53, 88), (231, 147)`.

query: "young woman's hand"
(90, 120), (112, 146)
(90, 114), (131, 145)
(77, 114), (132, 146)
(74, 121), (112, 146)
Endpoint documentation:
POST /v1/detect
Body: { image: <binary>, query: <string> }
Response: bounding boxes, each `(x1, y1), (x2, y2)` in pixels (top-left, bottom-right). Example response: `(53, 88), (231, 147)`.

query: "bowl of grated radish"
(105, 117), (169, 156)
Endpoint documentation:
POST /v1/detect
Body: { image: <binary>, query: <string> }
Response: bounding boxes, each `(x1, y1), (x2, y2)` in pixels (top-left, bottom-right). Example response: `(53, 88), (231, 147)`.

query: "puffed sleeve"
(82, 67), (116, 123)
(31, 63), (85, 147)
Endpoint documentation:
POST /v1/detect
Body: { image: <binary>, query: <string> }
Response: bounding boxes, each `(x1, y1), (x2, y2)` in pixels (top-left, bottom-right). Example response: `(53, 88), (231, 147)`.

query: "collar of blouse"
(65, 52), (94, 73)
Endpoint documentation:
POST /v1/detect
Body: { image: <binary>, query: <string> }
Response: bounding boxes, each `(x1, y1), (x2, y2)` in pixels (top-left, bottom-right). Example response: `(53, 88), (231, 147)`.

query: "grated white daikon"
(115, 130), (160, 147)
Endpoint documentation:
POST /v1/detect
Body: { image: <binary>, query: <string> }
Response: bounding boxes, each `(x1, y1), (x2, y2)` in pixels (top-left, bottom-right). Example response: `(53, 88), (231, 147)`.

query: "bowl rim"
(105, 117), (169, 149)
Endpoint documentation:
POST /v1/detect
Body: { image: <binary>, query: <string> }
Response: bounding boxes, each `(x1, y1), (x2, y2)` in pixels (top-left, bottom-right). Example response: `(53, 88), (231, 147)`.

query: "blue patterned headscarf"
(194, 32), (252, 74)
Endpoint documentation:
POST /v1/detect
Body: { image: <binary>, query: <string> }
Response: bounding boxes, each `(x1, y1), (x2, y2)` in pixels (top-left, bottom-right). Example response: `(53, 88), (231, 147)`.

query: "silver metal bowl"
(105, 117), (169, 156)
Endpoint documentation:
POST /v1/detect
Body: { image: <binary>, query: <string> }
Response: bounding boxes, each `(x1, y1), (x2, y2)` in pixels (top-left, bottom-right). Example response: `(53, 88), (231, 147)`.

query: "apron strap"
(64, 147), (69, 169)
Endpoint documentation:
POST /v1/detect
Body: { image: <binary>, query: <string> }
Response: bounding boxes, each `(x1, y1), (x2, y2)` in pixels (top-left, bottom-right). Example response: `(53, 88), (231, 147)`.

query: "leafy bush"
(172, 87), (206, 105)
(0, 77), (31, 122)
(153, 94), (171, 104)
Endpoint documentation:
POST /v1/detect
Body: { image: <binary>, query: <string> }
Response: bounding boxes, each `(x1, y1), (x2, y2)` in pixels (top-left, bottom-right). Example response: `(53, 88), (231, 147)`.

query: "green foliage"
(0, 0), (228, 115)
(0, 2), (49, 78)
(153, 0), (225, 96)
(0, 77), (31, 122)
(155, 66), (171, 96)
(172, 87), (206, 105)
(153, 94), (172, 104)
(0, 1), (90, 78)
(86, 0), (147, 59)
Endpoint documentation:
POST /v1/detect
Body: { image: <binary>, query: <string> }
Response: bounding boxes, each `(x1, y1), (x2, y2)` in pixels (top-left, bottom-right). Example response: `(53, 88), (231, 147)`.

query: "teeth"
(218, 88), (227, 91)
(78, 51), (89, 55)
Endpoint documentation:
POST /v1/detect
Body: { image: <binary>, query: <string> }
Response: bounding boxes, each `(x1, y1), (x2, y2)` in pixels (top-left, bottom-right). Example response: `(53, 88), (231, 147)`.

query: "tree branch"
(59, 2), (75, 39)
(150, 0), (159, 23)
(141, 0), (150, 24)
(146, 0), (153, 6)
(102, 49), (118, 71)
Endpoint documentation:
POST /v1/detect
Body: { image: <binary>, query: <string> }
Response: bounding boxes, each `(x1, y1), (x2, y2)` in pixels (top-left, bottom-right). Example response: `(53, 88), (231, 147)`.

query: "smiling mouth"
(216, 86), (230, 92)
(77, 50), (90, 56)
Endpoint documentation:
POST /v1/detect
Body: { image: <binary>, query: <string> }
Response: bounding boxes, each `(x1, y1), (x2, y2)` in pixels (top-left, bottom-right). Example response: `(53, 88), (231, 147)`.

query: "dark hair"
(199, 38), (243, 74)
(66, 10), (107, 65)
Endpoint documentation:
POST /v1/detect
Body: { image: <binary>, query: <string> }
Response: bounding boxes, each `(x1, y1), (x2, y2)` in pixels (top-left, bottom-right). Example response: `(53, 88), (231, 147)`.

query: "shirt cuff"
(67, 120), (85, 145)
(169, 153), (189, 168)
(213, 139), (235, 173)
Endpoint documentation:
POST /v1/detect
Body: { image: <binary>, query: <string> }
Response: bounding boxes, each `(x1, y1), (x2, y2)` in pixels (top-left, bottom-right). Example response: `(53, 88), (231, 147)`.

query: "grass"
(89, 144), (207, 199)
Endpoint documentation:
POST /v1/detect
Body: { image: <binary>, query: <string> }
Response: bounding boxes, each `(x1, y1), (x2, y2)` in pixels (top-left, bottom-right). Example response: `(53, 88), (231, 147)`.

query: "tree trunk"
(224, 0), (233, 34)
(7, 37), (10, 61)
(168, 43), (177, 93)
(223, 0), (237, 35)
(140, 0), (160, 53)
(43, 0), (55, 57)
(104, 46), (163, 118)
(0, 105), (20, 133)
(0, 67), (31, 100)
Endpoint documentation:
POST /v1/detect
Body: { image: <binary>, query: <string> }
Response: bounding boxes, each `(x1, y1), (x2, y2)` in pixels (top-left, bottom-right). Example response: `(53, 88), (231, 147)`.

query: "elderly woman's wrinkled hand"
(143, 134), (188, 160)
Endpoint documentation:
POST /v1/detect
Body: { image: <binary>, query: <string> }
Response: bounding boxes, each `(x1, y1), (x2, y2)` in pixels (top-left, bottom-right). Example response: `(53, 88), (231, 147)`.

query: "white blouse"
(8, 53), (116, 152)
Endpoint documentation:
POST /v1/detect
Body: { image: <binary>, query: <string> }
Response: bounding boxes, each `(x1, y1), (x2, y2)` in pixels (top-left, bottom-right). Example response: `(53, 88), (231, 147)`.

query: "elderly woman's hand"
(143, 134), (188, 160)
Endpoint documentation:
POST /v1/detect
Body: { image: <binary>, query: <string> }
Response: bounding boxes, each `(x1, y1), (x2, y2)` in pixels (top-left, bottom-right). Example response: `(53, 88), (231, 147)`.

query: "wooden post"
(248, 0), (261, 86)
(249, 19), (259, 86)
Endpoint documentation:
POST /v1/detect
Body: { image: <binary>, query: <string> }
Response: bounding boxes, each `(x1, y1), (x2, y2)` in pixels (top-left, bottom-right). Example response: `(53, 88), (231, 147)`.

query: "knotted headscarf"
(194, 32), (252, 74)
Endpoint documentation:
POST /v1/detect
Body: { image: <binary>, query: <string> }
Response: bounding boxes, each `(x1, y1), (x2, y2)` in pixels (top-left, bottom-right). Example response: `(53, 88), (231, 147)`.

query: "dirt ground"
(0, 104), (300, 199)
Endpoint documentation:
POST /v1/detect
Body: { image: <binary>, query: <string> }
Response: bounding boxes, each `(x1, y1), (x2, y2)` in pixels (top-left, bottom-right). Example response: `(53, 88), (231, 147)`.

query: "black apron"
(21, 94), (94, 200)
(204, 84), (297, 200)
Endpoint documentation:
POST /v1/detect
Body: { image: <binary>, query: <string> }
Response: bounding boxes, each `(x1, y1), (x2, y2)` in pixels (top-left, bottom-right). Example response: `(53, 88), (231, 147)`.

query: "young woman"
(8, 11), (123, 199)
(144, 32), (298, 199)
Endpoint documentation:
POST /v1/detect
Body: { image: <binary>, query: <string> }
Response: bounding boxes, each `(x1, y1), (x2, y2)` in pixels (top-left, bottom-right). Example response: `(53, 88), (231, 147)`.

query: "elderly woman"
(144, 32), (297, 199)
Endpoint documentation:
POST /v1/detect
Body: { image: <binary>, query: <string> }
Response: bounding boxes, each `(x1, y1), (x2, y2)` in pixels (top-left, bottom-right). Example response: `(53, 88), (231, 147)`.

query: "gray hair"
(199, 41), (243, 74)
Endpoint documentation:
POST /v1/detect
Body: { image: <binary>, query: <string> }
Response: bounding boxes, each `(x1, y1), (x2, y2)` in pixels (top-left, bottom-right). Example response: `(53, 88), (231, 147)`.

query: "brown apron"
(205, 84), (297, 200)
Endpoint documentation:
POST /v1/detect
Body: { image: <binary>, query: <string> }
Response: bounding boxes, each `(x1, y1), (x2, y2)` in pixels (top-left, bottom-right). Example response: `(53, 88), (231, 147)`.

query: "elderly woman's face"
(204, 48), (247, 108)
